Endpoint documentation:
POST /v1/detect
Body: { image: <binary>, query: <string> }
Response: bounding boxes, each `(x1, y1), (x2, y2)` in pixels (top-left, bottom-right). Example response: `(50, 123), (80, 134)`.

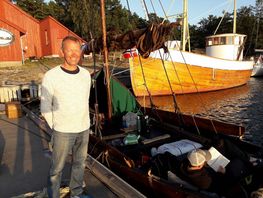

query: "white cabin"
(205, 33), (246, 61)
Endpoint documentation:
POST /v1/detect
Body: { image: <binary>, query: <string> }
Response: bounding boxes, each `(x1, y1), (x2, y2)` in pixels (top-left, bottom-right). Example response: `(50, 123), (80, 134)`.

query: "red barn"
(0, 0), (85, 66)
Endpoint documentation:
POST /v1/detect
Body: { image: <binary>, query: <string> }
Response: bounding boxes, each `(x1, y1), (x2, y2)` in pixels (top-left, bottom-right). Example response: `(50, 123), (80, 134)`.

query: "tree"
(68, 0), (95, 39)
(237, 6), (257, 55)
(189, 5), (258, 55)
(15, 0), (49, 20)
(105, 0), (131, 33)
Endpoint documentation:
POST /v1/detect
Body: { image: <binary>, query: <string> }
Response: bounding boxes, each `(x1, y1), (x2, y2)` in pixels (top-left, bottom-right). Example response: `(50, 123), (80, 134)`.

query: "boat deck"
(0, 113), (119, 198)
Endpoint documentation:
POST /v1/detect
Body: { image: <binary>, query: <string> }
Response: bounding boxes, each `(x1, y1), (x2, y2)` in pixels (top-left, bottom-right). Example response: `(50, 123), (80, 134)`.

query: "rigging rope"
(213, 0), (232, 35)
(137, 55), (155, 109)
(89, 3), (102, 139)
(149, 0), (158, 22)
(153, 1), (219, 134)
(122, 0), (220, 135)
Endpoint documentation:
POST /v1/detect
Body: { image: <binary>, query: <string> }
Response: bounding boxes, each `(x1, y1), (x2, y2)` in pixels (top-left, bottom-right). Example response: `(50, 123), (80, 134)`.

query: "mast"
(233, 0), (236, 33)
(181, 0), (188, 51)
(100, 0), (112, 120)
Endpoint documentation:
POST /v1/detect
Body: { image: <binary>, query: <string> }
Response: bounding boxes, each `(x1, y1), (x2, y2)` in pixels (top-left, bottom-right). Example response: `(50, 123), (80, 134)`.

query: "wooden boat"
(86, 69), (263, 198)
(129, 44), (253, 96)
(128, 0), (253, 96)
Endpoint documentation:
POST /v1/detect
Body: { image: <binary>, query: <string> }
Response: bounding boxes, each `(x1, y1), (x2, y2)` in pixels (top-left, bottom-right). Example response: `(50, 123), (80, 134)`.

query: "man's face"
(61, 40), (81, 67)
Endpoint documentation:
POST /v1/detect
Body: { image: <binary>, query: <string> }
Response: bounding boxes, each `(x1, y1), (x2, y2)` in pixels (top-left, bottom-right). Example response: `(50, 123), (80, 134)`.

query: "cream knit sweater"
(40, 66), (91, 133)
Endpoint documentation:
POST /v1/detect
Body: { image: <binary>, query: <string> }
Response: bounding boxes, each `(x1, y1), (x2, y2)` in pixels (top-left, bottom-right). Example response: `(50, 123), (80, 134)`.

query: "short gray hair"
(61, 36), (81, 50)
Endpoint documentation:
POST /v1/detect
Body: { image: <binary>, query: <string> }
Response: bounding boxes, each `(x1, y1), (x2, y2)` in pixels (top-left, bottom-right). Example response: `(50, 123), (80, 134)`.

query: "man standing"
(41, 36), (91, 198)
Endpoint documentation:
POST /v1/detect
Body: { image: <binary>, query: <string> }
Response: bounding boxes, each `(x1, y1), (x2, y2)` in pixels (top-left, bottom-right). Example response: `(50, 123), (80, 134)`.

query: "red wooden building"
(0, 0), (85, 66)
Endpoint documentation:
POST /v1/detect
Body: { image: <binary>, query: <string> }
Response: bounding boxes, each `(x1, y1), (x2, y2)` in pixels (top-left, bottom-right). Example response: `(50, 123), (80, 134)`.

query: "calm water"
(136, 77), (263, 146)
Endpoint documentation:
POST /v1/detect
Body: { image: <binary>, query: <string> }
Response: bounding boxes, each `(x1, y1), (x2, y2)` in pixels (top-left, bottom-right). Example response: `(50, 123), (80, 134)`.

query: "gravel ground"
(0, 56), (128, 87)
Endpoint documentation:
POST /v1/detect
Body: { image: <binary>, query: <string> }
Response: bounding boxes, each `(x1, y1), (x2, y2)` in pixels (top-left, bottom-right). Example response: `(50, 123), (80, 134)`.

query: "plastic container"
(123, 134), (140, 145)
(122, 112), (137, 130)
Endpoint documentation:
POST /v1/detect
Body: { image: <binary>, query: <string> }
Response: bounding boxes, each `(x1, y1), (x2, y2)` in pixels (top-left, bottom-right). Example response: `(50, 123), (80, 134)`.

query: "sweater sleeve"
(40, 74), (54, 129)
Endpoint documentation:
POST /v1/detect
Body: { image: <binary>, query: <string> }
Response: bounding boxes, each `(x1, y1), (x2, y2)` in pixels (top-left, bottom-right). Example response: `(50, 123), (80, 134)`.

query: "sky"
(120, 0), (256, 25)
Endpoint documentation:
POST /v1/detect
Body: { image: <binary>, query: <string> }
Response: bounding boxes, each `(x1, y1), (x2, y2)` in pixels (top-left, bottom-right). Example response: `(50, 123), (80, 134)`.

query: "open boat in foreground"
(23, 69), (263, 198)
(86, 69), (263, 198)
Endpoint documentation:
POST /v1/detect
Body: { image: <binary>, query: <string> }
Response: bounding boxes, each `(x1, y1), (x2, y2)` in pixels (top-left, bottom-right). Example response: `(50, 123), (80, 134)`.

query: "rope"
(157, 49), (181, 115)
(149, 0), (158, 22)
(112, 68), (130, 76)
(165, 45), (219, 134)
(189, 0), (229, 24)
(192, 114), (201, 135)
(138, 55), (155, 109)
(135, 1), (184, 126)
(104, 150), (111, 168)
(128, 0), (218, 135)
(245, 16), (257, 57)
(213, 1), (232, 35)
(141, 0), (150, 20)
(89, 31), (103, 140)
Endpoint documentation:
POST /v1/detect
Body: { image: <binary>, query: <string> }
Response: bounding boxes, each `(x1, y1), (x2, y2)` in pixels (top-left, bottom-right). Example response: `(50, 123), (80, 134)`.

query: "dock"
(0, 111), (145, 198)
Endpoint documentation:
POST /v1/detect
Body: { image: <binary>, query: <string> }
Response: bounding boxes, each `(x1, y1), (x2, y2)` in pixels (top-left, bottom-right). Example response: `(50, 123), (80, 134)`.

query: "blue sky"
(120, 0), (255, 25)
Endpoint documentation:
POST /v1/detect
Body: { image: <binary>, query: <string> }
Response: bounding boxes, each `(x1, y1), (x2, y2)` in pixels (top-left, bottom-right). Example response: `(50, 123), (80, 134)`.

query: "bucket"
(5, 101), (22, 119)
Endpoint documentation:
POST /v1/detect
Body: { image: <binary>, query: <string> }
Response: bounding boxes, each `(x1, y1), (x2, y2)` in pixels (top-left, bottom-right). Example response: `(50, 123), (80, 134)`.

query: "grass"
(21, 52), (129, 70)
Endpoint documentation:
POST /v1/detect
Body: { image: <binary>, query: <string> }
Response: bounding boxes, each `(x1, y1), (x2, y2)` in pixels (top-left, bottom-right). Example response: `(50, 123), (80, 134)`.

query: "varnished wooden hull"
(129, 49), (253, 96)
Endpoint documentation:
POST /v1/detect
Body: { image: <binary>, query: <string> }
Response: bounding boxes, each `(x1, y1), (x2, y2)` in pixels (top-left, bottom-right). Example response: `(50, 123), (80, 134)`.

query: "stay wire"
(137, 55), (155, 110)
(140, 1), (183, 121)
(140, 0), (218, 134)
(157, 49), (181, 114)
(168, 46), (219, 134)
(90, 31), (102, 140)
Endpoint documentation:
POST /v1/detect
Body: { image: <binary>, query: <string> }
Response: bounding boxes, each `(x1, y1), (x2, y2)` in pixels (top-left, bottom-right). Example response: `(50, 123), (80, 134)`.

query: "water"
(136, 77), (263, 146)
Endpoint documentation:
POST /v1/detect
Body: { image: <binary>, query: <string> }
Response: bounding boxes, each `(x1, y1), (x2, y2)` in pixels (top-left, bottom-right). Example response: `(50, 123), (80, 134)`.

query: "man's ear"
(60, 48), (64, 57)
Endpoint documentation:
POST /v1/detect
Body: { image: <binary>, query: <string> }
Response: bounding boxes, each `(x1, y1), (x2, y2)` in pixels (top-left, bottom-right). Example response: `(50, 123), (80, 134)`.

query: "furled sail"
(83, 22), (181, 58)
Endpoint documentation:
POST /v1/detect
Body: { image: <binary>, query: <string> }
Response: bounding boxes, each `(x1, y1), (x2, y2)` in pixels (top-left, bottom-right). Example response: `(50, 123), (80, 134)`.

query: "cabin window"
(234, 36), (241, 45)
(206, 38), (213, 46)
(226, 36), (233, 45)
(220, 37), (226, 45)
(213, 37), (219, 45)
(45, 30), (49, 45)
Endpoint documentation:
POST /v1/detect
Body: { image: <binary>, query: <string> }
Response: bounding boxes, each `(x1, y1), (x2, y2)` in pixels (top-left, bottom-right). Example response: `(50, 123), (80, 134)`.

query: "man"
(41, 36), (91, 198)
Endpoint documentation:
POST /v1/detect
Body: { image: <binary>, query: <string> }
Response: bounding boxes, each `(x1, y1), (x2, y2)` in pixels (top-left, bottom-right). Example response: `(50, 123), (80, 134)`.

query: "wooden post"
(100, 0), (112, 120)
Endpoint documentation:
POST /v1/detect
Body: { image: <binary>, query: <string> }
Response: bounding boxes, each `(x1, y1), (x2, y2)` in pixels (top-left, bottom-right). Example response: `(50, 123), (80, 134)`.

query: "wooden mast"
(181, 0), (188, 51)
(100, 0), (112, 120)
(233, 0), (236, 34)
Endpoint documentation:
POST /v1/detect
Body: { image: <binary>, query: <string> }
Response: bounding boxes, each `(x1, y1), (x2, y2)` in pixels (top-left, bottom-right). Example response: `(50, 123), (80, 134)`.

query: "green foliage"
(68, 0), (91, 38)
(15, 0), (49, 20)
